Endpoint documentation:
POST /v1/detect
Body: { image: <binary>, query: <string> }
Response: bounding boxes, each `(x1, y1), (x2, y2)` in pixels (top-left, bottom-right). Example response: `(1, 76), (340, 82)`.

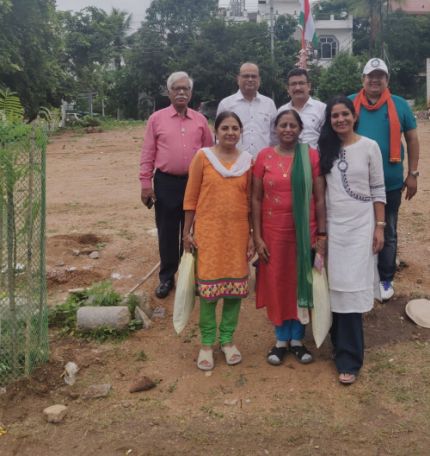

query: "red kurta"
(253, 147), (320, 325)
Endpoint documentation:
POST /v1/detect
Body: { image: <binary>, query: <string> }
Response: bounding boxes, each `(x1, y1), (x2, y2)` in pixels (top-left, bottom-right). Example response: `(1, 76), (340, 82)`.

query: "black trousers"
(330, 312), (364, 375)
(153, 170), (188, 283)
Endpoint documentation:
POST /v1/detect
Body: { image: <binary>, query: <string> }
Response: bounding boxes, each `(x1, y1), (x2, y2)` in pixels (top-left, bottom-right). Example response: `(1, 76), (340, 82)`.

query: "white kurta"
(326, 136), (386, 313)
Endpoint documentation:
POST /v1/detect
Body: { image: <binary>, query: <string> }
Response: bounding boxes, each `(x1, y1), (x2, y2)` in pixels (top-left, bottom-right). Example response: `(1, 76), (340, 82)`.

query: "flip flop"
(221, 344), (242, 366)
(197, 348), (214, 371)
(339, 373), (356, 385)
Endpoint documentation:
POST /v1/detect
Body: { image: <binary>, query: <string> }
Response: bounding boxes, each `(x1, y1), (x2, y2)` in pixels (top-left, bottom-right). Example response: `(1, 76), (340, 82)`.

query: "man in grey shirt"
(217, 62), (277, 157)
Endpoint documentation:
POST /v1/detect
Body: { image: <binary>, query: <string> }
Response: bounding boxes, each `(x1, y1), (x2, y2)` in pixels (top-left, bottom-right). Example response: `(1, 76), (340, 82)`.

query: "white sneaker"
(380, 281), (394, 301)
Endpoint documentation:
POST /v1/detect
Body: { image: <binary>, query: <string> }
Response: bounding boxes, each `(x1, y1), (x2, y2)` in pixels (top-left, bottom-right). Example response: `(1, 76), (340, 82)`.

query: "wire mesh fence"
(0, 123), (48, 385)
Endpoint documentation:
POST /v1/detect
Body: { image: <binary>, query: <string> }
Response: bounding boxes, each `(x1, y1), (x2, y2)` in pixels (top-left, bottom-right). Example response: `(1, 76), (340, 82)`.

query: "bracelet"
(317, 231), (327, 236)
(317, 235), (328, 241)
(376, 221), (386, 227)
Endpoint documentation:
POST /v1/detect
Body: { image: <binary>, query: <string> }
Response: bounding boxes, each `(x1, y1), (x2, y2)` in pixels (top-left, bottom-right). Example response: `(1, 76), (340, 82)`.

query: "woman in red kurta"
(252, 110), (326, 365)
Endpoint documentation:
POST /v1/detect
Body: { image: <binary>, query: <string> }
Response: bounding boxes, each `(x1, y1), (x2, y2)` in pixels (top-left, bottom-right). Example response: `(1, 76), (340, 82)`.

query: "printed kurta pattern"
(254, 147), (319, 325)
(184, 150), (251, 301)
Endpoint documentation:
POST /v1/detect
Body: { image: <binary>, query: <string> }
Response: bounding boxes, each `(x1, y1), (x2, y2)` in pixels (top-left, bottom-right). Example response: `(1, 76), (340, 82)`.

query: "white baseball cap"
(362, 58), (389, 76)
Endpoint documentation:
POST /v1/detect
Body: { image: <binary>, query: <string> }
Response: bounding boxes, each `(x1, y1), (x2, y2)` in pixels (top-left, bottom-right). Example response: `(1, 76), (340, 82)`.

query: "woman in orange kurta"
(183, 111), (254, 371)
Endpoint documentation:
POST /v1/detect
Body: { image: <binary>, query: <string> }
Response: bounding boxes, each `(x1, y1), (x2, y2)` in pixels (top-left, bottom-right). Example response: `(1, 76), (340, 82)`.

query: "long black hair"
(318, 96), (358, 175)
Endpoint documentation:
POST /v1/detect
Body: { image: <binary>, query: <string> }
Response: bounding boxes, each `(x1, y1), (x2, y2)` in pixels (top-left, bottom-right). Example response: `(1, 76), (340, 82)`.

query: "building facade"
(218, 0), (353, 66)
(389, 0), (430, 14)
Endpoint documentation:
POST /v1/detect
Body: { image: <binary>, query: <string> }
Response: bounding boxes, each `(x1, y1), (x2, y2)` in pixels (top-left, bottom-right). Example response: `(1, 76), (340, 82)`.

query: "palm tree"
(109, 8), (132, 70)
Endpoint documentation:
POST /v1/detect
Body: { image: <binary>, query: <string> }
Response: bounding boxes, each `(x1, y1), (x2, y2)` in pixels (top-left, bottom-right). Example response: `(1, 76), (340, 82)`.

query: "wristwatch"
(409, 170), (419, 177)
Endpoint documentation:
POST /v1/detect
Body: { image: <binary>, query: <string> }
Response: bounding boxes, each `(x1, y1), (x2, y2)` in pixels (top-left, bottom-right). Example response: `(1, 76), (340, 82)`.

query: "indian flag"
(299, 0), (318, 48)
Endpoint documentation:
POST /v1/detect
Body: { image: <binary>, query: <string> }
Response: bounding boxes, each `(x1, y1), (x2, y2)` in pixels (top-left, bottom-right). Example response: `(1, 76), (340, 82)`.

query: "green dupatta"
(291, 143), (313, 309)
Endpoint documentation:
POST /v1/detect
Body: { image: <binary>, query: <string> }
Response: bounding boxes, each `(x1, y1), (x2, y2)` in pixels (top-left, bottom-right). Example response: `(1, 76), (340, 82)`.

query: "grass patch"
(64, 117), (144, 132)
(48, 281), (142, 341)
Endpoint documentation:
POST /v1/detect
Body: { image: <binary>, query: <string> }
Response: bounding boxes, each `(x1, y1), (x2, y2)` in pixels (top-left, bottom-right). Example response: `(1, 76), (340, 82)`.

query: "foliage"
(48, 281), (143, 341)
(0, 0), (67, 118)
(79, 115), (101, 127)
(316, 53), (363, 101)
(121, 13), (299, 116)
(0, 88), (24, 122)
(383, 11), (430, 99)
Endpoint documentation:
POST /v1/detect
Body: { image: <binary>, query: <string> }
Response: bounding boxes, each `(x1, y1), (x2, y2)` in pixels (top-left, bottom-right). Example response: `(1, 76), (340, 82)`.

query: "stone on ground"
(77, 306), (130, 330)
(43, 404), (68, 423)
(83, 383), (112, 399)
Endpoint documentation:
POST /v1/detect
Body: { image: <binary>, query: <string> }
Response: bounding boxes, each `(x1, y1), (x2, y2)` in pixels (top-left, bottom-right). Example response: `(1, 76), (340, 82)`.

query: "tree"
(145, 0), (218, 45)
(316, 52), (362, 101)
(383, 10), (430, 99)
(0, 0), (65, 117)
(60, 7), (132, 115)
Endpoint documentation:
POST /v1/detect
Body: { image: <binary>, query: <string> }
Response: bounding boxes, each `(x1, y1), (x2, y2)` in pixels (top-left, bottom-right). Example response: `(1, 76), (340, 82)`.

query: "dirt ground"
(1, 122), (430, 456)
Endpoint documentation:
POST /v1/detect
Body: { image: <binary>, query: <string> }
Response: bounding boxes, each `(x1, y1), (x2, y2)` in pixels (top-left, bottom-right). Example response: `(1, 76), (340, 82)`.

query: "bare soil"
(1, 122), (430, 456)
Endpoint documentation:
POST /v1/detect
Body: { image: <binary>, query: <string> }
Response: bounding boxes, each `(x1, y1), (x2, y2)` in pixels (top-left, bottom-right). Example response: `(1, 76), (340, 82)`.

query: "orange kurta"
(183, 150), (250, 301)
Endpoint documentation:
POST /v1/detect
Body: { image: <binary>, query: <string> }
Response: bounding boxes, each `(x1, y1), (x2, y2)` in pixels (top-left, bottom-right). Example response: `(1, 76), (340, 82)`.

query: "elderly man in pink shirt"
(140, 71), (213, 298)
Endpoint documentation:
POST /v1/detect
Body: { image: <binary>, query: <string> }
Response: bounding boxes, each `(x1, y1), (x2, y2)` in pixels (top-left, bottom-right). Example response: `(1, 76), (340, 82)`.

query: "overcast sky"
(55, 0), (153, 31)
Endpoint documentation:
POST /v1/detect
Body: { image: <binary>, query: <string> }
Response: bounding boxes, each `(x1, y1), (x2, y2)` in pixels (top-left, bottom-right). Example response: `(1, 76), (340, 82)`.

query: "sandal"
(221, 344), (242, 366)
(197, 348), (214, 371)
(267, 346), (287, 366)
(289, 344), (313, 364)
(339, 373), (356, 385)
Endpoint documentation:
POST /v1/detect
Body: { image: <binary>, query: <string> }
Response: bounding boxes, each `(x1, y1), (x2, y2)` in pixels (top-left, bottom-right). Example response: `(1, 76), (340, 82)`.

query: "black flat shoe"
(267, 346), (287, 366)
(155, 280), (174, 299)
(290, 344), (313, 364)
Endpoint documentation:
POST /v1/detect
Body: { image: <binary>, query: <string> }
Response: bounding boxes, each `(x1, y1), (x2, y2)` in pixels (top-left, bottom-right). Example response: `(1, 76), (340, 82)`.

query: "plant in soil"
(49, 281), (142, 341)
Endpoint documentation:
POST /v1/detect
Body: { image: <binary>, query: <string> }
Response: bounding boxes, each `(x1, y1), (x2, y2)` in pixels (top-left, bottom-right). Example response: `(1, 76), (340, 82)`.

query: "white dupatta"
(201, 147), (252, 178)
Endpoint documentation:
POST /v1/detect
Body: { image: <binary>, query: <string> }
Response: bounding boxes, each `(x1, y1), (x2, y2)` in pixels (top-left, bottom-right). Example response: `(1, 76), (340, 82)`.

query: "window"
(319, 36), (338, 59)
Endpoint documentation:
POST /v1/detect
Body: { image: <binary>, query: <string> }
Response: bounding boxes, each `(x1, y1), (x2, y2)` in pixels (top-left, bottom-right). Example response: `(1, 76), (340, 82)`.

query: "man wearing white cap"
(349, 58), (420, 301)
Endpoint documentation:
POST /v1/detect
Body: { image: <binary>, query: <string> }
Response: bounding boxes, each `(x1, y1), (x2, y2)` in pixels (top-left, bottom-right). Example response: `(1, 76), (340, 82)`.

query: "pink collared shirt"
(140, 105), (213, 188)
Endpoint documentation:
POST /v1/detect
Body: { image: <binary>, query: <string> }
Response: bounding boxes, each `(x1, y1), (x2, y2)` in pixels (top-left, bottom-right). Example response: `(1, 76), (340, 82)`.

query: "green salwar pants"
(199, 297), (241, 346)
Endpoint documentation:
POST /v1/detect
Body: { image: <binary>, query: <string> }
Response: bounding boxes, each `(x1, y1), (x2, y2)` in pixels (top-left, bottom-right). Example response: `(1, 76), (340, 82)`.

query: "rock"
(134, 307), (152, 329)
(72, 249), (80, 256)
(43, 404), (68, 423)
(224, 398), (239, 406)
(89, 251), (100, 259)
(129, 376), (156, 393)
(83, 383), (112, 399)
(152, 306), (166, 319)
(146, 228), (158, 238)
(63, 361), (79, 385)
(55, 260), (65, 267)
(138, 292), (153, 318)
(77, 306), (130, 331)
(68, 287), (86, 295)
(0, 387), (6, 395)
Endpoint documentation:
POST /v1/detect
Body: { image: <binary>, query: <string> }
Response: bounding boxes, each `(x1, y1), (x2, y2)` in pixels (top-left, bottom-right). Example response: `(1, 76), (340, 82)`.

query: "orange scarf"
(353, 88), (401, 163)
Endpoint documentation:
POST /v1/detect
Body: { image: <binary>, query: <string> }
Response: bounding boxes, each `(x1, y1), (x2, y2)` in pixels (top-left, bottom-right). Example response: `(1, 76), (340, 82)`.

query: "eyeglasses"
(288, 81), (308, 87)
(171, 86), (191, 93)
(239, 73), (259, 80)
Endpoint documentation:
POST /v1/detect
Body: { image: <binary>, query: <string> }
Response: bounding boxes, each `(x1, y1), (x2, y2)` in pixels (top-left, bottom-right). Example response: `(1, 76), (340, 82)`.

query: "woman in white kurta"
(318, 96), (386, 385)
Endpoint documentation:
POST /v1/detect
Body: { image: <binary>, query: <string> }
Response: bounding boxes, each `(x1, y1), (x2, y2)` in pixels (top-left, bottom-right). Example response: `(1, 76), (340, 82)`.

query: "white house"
(218, 0), (353, 66)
